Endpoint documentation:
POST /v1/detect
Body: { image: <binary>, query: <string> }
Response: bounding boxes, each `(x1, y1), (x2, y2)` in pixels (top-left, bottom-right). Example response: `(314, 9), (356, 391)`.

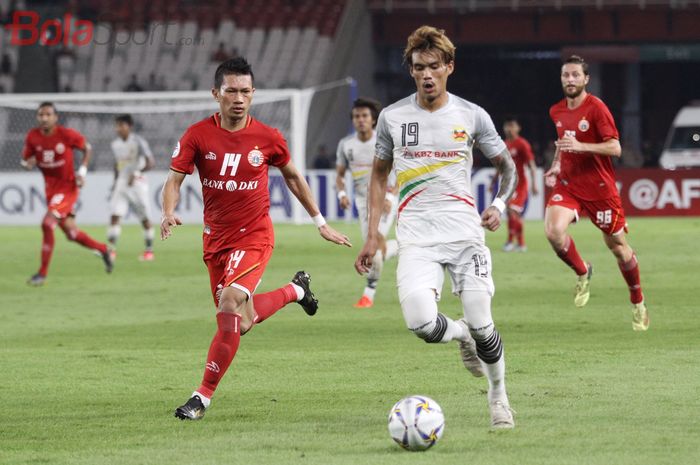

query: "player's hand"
(160, 213), (182, 240)
(531, 184), (539, 195)
(355, 236), (378, 274)
(20, 157), (36, 170)
(339, 195), (351, 210)
(555, 134), (583, 153)
(75, 175), (85, 188)
(480, 206), (501, 232)
(319, 224), (352, 247)
(382, 198), (393, 215)
(544, 162), (560, 188)
(128, 173), (136, 186)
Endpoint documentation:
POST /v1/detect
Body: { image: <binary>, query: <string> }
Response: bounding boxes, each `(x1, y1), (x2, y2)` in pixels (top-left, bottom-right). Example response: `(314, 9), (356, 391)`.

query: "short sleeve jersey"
(549, 94), (620, 200)
(22, 126), (86, 194)
(336, 131), (376, 198)
(111, 133), (154, 184)
(170, 114), (291, 254)
(375, 93), (506, 246)
(506, 136), (535, 191)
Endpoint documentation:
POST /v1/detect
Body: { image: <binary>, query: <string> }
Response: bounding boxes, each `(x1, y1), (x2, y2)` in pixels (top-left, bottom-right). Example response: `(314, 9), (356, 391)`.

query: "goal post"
(0, 89), (312, 223)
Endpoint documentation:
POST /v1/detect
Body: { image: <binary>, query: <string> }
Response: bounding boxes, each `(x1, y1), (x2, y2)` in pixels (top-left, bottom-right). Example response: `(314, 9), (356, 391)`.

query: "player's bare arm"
(279, 161), (352, 247)
(481, 148), (517, 232)
(75, 142), (92, 188)
(544, 147), (561, 187)
(20, 156), (36, 170)
(528, 160), (539, 195)
(355, 156), (391, 274)
(160, 169), (185, 240)
(335, 164), (351, 210)
(555, 134), (621, 157)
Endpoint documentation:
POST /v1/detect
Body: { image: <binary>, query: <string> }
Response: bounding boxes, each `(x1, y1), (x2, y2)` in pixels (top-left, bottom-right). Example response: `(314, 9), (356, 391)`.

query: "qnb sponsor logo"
(628, 178), (700, 210)
(205, 361), (220, 373)
(202, 177), (259, 192)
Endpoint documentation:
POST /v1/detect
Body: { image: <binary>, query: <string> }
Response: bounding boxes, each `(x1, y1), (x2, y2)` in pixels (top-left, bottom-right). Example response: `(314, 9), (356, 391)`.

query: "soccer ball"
(387, 395), (445, 451)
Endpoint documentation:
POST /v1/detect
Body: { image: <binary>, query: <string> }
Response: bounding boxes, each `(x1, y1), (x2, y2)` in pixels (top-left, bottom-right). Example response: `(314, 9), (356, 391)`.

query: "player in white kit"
(355, 26), (518, 429)
(336, 98), (398, 308)
(107, 114), (156, 261)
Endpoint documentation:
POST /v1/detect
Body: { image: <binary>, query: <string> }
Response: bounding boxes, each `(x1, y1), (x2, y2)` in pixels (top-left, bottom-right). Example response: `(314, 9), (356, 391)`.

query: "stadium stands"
(45, 0), (347, 93)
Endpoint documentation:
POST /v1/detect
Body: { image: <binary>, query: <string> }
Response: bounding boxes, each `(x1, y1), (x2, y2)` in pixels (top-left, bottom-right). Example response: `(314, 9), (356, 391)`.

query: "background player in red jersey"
(161, 58), (351, 420)
(21, 102), (113, 286)
(544, 55), (648, 331)
(498, 116), (538, 252)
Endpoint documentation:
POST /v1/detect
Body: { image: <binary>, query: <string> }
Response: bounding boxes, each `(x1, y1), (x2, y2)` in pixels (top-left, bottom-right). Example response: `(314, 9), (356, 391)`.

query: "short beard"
(564, 85), (585, 99)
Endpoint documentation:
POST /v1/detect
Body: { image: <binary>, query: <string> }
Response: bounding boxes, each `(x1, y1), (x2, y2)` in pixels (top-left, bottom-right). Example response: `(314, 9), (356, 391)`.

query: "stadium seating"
(49, 0), (346, 92)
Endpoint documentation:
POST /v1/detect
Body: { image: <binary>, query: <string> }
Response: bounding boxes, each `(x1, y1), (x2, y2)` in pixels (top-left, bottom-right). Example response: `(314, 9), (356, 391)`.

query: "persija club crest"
(248, 148), (264, 167)
(578, 118), (590, 132)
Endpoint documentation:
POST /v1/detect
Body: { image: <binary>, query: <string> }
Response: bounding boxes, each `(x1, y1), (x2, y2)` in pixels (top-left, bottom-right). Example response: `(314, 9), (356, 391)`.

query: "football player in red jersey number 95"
(21, 102), (114, 286)
(161, 58), (351, 420)
(544, 55), (648, 331)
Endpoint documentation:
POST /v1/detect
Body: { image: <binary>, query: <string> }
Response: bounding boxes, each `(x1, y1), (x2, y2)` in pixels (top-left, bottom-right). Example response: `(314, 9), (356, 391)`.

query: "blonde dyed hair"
(403, 25), (456, 66)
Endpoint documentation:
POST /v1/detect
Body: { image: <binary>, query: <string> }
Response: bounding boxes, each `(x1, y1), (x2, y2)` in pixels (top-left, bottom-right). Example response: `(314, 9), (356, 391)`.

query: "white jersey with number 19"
(375, 93), (506, 247)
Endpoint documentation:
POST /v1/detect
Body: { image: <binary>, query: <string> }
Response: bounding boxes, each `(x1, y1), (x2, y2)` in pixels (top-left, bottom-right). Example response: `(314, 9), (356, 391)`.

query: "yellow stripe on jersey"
(351, 169), (371, 179)
(396, 158), (462, 187)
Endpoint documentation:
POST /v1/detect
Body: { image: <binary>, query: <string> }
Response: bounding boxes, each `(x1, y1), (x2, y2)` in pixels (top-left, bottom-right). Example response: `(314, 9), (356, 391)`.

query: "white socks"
(290, 283), (305, 301)
(482, 357), (507, 404)
(193, 390), (211, 408)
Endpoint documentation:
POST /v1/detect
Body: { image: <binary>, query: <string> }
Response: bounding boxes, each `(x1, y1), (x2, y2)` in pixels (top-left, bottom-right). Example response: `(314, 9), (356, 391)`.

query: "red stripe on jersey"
(444, 193), (475, 207)
(398, 188), (426, 216)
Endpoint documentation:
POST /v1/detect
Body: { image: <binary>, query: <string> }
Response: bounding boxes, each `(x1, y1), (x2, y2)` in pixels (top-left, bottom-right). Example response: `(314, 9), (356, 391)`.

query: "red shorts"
(547, 184), (627, 235)
(204, 244), (274, 307)
(46, 188), (79, 219)
(508, 183), (528, 213)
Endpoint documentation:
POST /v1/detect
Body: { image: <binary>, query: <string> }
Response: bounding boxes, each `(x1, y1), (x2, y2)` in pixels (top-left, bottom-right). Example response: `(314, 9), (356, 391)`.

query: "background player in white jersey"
(355, 26), (518, 429)
(107, 114), (156, 261)
(336, 98), (398, 308)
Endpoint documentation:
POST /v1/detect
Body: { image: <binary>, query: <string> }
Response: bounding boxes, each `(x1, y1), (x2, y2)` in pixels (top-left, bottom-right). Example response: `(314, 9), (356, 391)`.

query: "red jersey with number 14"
(22, 126), (86, 195)
(506, 136), (534, 191)
(170, 114), (291, 254)
(549, 94), (619, 201)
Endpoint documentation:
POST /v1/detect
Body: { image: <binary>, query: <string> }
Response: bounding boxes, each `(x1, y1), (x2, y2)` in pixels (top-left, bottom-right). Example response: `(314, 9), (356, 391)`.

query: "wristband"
(77, 165), (87, 177)
(337, 190), (347, 200)
(311, 213), (326, 228)
(384, 192), (396, 205)
(490, 197), (506, 214)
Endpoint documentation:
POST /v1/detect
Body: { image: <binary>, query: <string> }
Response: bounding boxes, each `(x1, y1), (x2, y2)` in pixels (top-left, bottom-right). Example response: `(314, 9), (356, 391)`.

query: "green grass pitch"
(1, 218), (698, 465)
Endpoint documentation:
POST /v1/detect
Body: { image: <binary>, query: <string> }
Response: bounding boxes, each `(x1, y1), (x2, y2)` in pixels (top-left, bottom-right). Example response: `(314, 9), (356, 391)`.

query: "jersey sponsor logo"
(205, 151), (217, 160)
(403, 150), (460, 159)
(55, 143), (65, 154)
(42, 150), (55, 163)
(202, 177), (260, 192)
(247, 148), (264, 167)
(578, 118), (590, 132)
(220, 153), (242, 176)
(452, 126), (468, 142)
(171, 141), (180, 158)
(564, 129), (576, 138)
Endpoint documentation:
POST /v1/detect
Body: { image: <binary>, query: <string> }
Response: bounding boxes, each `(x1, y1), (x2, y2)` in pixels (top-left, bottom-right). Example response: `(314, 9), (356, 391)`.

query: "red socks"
(555, 236), (588, 275)
(197, 312), (241, 399)
(619, 254), (643, 304)
(252, 284), (298, 324)
(39, 218), (56, 276)
(507, 212), (525, 246)
(72, 230), (108, 253)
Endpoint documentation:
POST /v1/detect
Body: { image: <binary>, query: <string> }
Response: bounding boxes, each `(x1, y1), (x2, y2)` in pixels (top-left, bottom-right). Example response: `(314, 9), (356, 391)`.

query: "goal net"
(0, 89), (315, 223)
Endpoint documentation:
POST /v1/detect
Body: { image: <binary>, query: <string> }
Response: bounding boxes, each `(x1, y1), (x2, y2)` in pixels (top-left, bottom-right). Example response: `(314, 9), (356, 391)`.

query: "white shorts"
(110, 177), (151, 220)
(356, 195), (397, 240)
(396, 241), (495, 302)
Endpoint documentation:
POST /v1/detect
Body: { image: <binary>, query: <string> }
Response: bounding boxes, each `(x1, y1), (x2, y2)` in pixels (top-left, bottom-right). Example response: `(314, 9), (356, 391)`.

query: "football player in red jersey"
(21, 102), (113, 286)
(544, 55), (648, 331)
(498, 116), (538, 252)
(161, 58), (351, 420)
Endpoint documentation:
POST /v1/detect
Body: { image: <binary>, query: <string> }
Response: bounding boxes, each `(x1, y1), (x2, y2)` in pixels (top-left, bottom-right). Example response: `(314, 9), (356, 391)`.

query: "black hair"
(503, 115), (519, 124)
(37, 101), (56, 113)
(351, 97), (382, 128)
(115, 114), (133, 126)
(563, 55), (589, 75)
(214, 57), (254, 88)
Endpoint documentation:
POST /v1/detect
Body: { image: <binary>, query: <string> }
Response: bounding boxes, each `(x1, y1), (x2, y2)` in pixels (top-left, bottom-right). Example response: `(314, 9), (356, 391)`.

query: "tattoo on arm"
(491, 148), (517, 202)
